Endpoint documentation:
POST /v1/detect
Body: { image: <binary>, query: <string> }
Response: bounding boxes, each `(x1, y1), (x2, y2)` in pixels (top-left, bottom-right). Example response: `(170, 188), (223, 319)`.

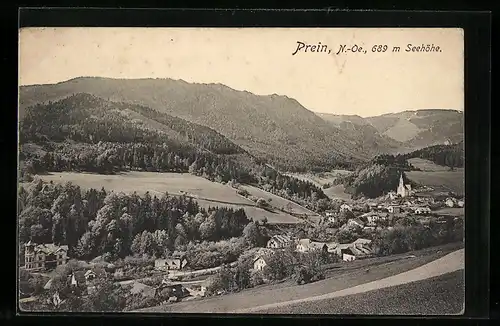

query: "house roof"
(297, 238), (311, 246)
(310, 241), (328, 250)
(34, 243), (68, 255)
(349, 218), (364, 226)
(269, 234), (292, 246)
(253, 255), (267, 263)
(341, 248), (356, 256)
(353, 238), (372, 245)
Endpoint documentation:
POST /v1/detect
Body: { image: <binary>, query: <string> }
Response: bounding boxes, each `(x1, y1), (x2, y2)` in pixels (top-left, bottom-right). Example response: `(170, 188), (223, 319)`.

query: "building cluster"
(251, 234), (374, 272)
(321, 173), (464, 230)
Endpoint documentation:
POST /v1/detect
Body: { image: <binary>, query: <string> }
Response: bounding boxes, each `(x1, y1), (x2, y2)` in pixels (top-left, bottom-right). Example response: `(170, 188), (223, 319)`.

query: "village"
(19, 174), (464, 310)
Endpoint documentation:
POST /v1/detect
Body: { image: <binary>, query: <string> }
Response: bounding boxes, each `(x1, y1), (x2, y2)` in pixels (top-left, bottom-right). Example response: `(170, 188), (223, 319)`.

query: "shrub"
(250, 270), (265, 287)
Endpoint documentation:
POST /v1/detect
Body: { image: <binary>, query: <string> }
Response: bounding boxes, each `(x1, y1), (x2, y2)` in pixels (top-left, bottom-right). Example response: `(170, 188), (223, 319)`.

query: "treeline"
(18, 179), (251, 261)
(20, 141), (254, 184)
(373, 216), (463, 255)
(403, 142), (464, 168)
(334, 164), (413, 199)
(369, 154), (416, 171)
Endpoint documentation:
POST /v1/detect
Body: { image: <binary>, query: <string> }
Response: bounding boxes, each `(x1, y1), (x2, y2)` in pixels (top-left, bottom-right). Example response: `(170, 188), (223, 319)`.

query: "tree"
(199, 212), (217, 241)
(242, 222), (262, 248)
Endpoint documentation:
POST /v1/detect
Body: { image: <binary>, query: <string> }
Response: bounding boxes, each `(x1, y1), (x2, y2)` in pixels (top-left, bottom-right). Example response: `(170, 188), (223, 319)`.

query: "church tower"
(397, 173), (407, 197)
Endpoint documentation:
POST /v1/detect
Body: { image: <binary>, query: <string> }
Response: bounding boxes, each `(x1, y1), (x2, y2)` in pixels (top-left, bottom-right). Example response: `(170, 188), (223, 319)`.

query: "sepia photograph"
(17, 27), (464, 315)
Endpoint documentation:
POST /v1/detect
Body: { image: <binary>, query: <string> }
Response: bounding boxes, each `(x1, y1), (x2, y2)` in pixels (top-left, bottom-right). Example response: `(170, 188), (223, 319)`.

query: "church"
(397, 173), (412, 198)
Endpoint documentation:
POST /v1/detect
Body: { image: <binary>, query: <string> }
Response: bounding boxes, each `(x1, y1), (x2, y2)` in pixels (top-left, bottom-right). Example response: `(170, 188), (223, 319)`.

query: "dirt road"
(232, 249), (464, 313)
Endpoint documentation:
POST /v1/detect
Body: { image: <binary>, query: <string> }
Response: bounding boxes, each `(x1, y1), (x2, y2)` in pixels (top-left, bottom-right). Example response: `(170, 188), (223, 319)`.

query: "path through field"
(232, 249), (464, 313)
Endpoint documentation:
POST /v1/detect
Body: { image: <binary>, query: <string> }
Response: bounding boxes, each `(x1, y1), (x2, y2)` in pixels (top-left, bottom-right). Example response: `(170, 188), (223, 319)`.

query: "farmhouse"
(84, 265), (107, 282)
(266, 235), (292, 249)
(413, 206), (432, 215)
(24, 241), (69, 271)
(253, 255), (268, 271)
(295, 239), (328, 253)
(341, 248), (357, 262)
(361, 212), (388, 224)
(155, 253), (188, 271)
(326, 214), (338, 224)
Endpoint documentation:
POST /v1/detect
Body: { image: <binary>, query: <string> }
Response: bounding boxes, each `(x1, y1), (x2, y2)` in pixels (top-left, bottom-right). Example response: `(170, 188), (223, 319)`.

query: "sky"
(19, 27), (464, 117)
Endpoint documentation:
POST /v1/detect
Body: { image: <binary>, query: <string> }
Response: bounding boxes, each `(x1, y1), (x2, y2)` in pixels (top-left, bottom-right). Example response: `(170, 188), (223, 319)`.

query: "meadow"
(31, 171), (303, 224)
(284, 170), (353, 201)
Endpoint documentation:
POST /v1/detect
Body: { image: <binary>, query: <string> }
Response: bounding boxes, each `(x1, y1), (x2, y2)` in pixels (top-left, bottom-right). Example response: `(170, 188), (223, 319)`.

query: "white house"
(253, 256), (267, 271)
(457, 200), (464, 208)
(341, 248), (356, 262)
(340, 204), (352, 213)
(445, 198), (455, 207)
(296, 239), (312, 252)
(363, 213), (388, 224)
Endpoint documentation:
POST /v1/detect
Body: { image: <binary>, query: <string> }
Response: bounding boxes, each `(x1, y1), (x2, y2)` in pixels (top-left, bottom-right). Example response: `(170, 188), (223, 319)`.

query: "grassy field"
(283, 170), (353, 201)
(434, 207), (465, 216)
(407, 170), (464, 195)
(408, 158), (454, 172)
(262, 270), (464, 315)
(136, 242), (463, 313)
(239, 184), (320, 217)
(31, 171), (303, 224)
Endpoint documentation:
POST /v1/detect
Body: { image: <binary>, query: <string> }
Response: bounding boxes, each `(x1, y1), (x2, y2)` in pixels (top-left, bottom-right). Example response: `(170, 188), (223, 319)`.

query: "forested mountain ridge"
(20, 77), (371, 171)
(19, 93), (329, 207)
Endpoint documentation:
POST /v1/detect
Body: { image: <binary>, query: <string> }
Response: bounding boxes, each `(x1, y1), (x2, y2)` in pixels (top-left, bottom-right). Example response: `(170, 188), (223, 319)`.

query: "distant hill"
(365, 110), (464, 149)
(316, 113), (406, 155)
(19, 77), (375, 172)
(317, 110), (463, 152)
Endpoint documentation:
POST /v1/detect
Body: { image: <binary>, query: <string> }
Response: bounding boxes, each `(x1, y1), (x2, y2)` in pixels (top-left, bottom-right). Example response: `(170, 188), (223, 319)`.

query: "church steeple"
(397, 173), (407, 197)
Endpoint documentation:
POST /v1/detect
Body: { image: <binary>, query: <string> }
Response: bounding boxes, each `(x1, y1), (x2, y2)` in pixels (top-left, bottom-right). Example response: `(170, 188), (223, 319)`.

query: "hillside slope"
(317, 110), (463, 151)
(316, 113), (407, 154)
(365, 109), (464, 149)
(20, 77), (372, 171)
